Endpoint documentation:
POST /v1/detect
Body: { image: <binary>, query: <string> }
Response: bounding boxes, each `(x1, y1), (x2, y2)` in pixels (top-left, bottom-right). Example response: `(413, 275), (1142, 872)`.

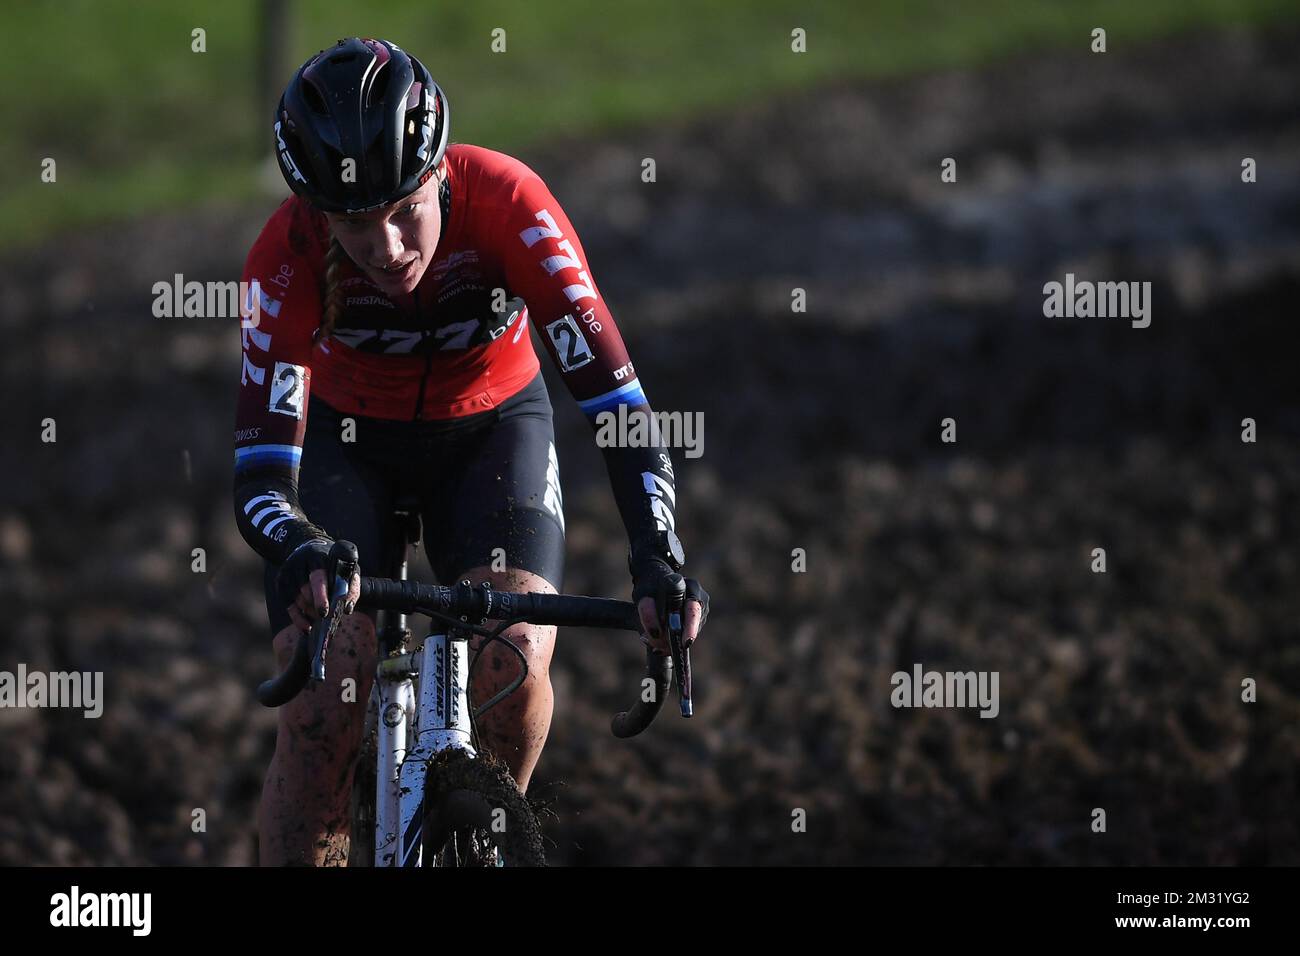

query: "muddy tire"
(421, 749), (546, 867)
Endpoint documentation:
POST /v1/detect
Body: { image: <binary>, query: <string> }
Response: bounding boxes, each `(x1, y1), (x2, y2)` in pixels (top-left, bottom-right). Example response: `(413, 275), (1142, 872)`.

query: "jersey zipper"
(411, 287), (433, 421)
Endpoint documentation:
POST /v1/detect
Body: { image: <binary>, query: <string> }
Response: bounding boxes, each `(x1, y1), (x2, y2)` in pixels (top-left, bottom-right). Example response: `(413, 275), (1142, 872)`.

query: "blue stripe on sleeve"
(577, 381), (648, 419)
(234, 444), (303, 472)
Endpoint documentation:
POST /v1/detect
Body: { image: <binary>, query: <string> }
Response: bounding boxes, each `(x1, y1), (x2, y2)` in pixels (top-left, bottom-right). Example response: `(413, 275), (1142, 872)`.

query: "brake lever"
(662, 582), (692, 718)
(308, 591), (345, 683)
(310, 541), (360, 684)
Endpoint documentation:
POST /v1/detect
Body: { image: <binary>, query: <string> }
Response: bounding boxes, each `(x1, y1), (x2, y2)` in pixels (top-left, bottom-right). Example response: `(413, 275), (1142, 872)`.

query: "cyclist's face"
(325, 169), (443, 296)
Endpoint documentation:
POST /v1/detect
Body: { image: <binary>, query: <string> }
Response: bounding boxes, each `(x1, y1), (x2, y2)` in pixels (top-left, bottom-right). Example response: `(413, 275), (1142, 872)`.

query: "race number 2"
(545, 315), (595, 372)
(268, 362), (307, 419)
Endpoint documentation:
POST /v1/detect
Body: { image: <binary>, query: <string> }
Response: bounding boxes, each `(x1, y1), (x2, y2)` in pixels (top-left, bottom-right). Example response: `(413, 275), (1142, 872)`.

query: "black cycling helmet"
(274, 37), (450, 213)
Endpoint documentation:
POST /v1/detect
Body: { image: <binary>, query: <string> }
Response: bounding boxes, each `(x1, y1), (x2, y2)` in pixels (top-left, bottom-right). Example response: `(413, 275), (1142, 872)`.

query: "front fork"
(376, 631), (475, 867)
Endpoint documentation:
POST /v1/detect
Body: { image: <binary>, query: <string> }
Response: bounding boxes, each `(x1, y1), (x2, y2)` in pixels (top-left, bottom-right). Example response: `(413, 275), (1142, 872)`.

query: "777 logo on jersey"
(518, 208), (599, 305)
(641, 465), (675, 532)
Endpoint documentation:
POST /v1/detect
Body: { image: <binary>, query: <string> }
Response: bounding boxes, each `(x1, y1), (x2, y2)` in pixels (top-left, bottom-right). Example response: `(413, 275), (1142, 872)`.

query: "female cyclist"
(233, 37), (709, 866)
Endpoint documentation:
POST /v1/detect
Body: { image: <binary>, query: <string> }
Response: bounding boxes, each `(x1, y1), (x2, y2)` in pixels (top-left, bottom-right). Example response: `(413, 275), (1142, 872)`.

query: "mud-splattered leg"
(453, 566), (558, 793)
(258, 614), (377, 866)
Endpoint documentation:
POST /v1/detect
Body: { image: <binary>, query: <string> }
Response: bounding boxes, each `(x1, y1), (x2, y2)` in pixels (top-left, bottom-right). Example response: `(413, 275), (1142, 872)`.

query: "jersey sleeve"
(232, 204), (331, 566)
(501, 170), (680, 555)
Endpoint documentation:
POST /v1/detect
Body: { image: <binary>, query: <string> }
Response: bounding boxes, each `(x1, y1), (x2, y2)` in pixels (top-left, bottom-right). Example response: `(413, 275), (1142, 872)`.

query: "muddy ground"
(1, 27), (1297, 865)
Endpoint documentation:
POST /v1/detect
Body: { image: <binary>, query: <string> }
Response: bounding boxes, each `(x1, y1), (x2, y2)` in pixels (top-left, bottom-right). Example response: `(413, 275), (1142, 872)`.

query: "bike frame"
(373, 628), (474, 867)
(368, 502), (477, 867)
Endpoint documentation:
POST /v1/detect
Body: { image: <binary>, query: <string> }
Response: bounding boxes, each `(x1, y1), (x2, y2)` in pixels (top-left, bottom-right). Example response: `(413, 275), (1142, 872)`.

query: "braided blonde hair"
(315, 235), (348, 345)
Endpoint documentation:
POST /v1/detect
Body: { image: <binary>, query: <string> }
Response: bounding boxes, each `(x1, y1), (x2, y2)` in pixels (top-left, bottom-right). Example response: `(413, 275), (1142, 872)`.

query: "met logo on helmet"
(274, 120), (307, 185)
(415, 88), (436, 163)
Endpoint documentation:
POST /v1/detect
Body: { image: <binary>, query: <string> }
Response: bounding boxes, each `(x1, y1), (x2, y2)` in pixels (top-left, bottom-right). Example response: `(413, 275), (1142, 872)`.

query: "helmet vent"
(301, 80), (329, 116)
(366, 61), (392, 107)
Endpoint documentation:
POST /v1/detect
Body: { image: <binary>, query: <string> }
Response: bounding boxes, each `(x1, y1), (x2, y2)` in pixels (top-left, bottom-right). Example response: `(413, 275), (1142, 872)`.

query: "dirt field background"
(1, 27), (1297, 865)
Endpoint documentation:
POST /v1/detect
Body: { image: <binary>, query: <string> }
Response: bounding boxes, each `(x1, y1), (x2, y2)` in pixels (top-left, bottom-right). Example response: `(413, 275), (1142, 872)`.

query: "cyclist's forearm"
(233, 354), (320, 564)
(233, 472), (331, 565)
(596, 436), (680, 555)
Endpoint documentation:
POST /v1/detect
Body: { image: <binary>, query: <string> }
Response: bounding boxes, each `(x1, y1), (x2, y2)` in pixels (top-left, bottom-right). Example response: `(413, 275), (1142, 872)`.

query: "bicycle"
(254, 506), (694, 867)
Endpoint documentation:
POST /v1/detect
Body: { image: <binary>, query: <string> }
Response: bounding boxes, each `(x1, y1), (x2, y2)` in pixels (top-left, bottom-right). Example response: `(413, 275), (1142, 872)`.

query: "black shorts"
(262, 371), (566, 638)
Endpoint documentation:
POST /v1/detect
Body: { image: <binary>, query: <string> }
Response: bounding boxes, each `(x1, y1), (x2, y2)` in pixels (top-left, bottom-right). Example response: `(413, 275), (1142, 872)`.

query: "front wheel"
(421, 749), (546, 867)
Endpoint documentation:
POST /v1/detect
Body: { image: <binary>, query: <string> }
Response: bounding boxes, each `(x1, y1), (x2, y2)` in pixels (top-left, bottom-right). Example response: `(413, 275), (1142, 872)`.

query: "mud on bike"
(254, 504), (694, 867)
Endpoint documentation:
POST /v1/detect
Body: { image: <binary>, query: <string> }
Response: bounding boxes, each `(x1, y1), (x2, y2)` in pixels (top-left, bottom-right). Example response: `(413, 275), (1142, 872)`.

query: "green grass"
(2, 0), (1297, 249)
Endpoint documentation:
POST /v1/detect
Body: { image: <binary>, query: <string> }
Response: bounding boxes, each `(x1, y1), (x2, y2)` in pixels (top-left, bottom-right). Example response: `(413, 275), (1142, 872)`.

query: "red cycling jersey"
(236, 144), (647, 470)
(233, 143), (673, 567)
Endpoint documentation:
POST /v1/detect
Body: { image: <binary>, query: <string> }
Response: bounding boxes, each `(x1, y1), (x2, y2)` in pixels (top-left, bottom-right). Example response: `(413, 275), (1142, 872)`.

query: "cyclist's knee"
(271, 614), (377, 749)
(479, 609), (556, 688)
(456, 566), (557, 674)
(272, 613), (377, 669)
(495, 622), (555, 676)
